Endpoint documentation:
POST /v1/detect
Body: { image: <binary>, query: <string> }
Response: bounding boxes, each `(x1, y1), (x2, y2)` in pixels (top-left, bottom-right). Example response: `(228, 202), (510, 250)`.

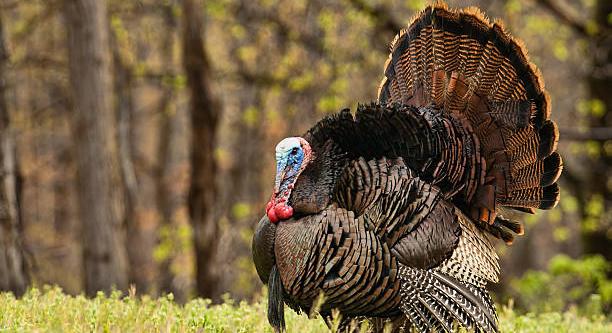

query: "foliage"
(2, 0), (610, 305)
(0, 287), (610, 332)
(511, 254), (612, 315)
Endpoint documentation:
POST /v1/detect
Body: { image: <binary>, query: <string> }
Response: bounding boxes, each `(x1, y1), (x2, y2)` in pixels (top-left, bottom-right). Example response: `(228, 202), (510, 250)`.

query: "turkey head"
(265, 137), (311, 223)
(265, 137), (346, 223)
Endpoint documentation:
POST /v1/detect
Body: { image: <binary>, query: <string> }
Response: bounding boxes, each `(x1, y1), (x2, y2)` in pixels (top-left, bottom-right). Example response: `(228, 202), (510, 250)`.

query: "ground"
(0, 287), (609, 332)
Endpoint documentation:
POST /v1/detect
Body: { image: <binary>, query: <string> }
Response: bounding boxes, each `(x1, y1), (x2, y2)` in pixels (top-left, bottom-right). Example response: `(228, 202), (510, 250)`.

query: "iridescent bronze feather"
(253, 4), (562, 332)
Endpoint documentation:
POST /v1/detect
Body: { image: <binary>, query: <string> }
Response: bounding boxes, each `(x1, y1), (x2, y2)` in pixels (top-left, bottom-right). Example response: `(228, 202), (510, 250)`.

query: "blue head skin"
(274, 137), (305, 195)
(266, 137), (312, 223)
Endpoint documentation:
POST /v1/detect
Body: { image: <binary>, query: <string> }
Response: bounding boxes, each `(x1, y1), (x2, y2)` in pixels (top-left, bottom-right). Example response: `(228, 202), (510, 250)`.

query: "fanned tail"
(399, 264), (498, 332)
(377, 4), (562, 243)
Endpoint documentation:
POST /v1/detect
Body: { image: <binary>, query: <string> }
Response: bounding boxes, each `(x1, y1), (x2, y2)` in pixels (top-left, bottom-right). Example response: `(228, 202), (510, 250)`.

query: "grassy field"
(0, 287), (609, 332)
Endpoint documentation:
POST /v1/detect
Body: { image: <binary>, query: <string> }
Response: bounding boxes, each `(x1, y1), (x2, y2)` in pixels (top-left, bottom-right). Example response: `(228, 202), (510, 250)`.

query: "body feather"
(252, 4), (561, 332)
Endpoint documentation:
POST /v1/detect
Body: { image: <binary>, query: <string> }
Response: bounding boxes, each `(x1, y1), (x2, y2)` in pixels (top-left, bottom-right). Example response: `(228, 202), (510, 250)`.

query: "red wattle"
(265, 192), (294, 223)
(267, 207), (279, 223)
(274, 204), (294, 220)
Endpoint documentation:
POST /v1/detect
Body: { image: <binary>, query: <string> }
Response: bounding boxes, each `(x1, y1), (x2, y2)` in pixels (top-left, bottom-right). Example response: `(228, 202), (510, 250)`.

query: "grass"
(0, 286), (609, 332)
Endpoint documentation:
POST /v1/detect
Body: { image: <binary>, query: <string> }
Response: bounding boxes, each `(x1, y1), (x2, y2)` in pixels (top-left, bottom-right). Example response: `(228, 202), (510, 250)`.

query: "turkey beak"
(274, 166), (290, 195)
(273, 169), (286, 194)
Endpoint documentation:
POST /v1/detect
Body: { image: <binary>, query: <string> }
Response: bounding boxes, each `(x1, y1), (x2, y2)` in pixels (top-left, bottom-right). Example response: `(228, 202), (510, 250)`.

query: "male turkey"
(252, 4), (562, 333)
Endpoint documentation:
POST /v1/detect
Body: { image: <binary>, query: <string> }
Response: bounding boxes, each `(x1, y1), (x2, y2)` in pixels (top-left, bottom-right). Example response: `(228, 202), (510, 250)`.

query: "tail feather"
(399, 264), (498, 332)
(377, 4), (561, 236)
(487, 100), (531, 129)
(509, 151), (562, 191)
(485, 215), (526, 245)
(495, 215), (524, 235)
(507, 183), (560, 210)
(541, 152), (563, 186)
(537, 120), (560, 159)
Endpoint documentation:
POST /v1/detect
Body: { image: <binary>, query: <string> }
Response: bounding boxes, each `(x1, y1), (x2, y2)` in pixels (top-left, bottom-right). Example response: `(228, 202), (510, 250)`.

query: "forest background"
(0, 0), (610, 317)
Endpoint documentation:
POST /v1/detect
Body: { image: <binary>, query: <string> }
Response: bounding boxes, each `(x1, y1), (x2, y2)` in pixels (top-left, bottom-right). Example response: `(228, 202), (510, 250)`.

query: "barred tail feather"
(377, 4), (562, 237)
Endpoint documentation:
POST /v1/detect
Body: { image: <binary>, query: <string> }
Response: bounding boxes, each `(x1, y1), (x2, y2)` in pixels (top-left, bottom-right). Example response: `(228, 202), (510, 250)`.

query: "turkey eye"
(290, 148), (299, 155)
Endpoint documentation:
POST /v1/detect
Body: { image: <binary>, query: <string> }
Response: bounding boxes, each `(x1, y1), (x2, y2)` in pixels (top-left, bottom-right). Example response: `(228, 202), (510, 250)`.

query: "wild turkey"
(252, 4), (562, 332)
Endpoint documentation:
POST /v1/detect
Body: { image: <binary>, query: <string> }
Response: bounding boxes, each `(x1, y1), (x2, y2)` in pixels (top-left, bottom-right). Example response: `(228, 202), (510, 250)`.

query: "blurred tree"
(182, 0), (221, 299)
(0, 10), (28, 296)
(63, 0), (128, 295)
(538, 0), (612, 259)
(578, 0), (611, 258)
(111, 14), (159, 295)
(156, 0), (187, 301)
(0, 0), (606, 303)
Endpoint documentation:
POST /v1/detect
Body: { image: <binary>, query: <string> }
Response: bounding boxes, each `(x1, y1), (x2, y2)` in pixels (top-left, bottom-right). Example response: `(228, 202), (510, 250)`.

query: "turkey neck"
(289, 140), (348, 216)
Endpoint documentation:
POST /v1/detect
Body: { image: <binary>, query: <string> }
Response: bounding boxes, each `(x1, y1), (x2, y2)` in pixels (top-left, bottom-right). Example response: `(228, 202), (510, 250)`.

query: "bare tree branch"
(14, 55), (65, 70)
(348, 0), (403, 37)
(13, 0), (62, 40)
(561, 127), (612, 141)
(0, 1), (20, 10)
(236, 4), (326, 56)
(535, 0), (589, 37)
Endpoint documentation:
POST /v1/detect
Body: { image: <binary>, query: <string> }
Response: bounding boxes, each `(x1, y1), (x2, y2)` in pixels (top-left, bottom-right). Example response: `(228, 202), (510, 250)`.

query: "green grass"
(0, 287), (609, 332)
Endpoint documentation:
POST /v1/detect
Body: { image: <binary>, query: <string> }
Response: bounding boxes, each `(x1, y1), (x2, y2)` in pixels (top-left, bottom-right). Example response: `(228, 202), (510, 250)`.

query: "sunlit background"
(0, 0), (609, 317)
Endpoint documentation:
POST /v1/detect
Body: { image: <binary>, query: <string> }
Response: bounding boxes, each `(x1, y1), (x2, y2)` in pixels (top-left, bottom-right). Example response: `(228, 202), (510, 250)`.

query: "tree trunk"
(181, 0), (221, 299)
(558, 0), (612, 259)
(156, 3), (185, 301)
(0, 13), (28, 295)
(53, 149), (72, 238)
(582, 0), (612, 258)
(111, 25), (158, 295)
(219, 86), (266, 299)
(63, 0), (128, 295)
